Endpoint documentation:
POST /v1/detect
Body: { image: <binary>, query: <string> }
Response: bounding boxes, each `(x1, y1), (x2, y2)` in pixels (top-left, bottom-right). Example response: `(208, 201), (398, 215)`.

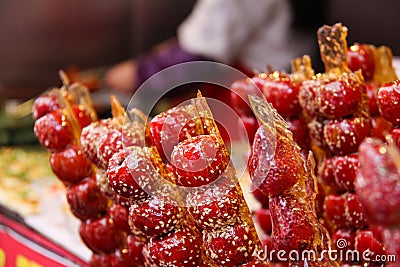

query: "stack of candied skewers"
(33, 69), (265, 266)
(230, 22), (400, 266)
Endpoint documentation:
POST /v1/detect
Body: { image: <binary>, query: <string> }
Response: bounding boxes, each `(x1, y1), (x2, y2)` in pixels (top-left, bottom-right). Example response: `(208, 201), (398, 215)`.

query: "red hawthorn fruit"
(80, 214), (126, 254)
(308, 118), (329, 151)
(298, 79), (321, 117)
(324, 192), (367, 231)
(333, 153), (359, 192)
(204, 221), (257, 267)
(255, 208), (272, 235)
(269, 194), (315, 251)
(80, 120), (109, 167)
(355, 230), (387, 265)
(71, 104), (93, 129)
(377, 80), (400, 127)
(347, 44), (375, 82)
(100, 235), (146, 267)
(66, 175), (109, 221)
(344, 193), (368, 229)
(186, 185), (241, 230)
(365, 83), (380, 116)
(317, 79), (363, 119)
(230, 76), (264, 117)
(170, 134), (229, 187)
(50, 144), (93, 184)
(124, 235), (146, 266)
(32, 94), (60, 120)
(81, 119), (144, 169)
(262, 74), (301, 119)
(34, 109), (73, 151)
(89, 253), (119, 267)
(251, 185), (269, 209)
(356, 138), (400, 226)
(299, 77), (363, 120)
(249, 126), (301, 196)
(287, 117), (311, 154)
(324, 194), (347, 230)
(324, 116), (371, 155)
(239, 115), (259, 144)
(146, 227), (202, 267)
(317, 157), (339, 192)
(107, 146), (149, 201)
(128, 197), (182, 238)
(108, 203), (131, 233)
(149, 107), (198, 161)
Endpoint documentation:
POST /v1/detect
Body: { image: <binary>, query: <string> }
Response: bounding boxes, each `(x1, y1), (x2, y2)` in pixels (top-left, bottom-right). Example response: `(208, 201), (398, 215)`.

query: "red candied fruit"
(128, 197), (182, 238)
(318, 154), (359, 193)
(32, 94), (60, 120)
(377, 80), (400, 127)
(251, 186), (269, 209)
(89, 253), (119, 267)
(249, 126), (301, 196)
(90, 235), (146, 267)
(230, 76), (264, 117)
(365, 83), (380, 116)
(106, 146), (149, 201)
(347, 44), (375, 82)
(123, 235), (146, 266)
(255, 208), (272, 235)
(186, 185), (241, 230)
(204, 221), (258, 267)
(317, 79), (363, 119)
(34, 109), (73, 151)
(262, 74), (301, 119)
(355, 230), (387, 265)
(71, 104), (93, 129)
(239, 115), (259, 144)
(324, 192), (367, 231)
(108, 203), (131, 233)
(146, 227), (202, 267)
(80, 120), (109, 167)
(50, 144), (93, 185)
(287, 117), (311, 154)
(324, 116), (371, 155)
(318, 157), (339, 191)
(170, 134), (229, 187)
(149, 107), (198, 161)
(269, 194), (315, 251)
(80, 214), (126, 254)
(66, 175), (110, 221)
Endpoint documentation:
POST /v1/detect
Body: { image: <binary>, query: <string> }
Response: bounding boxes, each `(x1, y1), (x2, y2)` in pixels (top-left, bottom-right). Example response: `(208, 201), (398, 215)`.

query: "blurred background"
(1, 0), (399, 101)
(0, 0), (399, 145)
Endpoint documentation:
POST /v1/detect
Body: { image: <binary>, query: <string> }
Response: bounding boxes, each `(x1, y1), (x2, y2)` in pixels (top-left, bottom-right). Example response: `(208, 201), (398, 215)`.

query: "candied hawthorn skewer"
(33, 76), (138, 264)
(299, 23), (399, 265)
(110, 92), (265, 266)
(248, 95), (339, 266)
